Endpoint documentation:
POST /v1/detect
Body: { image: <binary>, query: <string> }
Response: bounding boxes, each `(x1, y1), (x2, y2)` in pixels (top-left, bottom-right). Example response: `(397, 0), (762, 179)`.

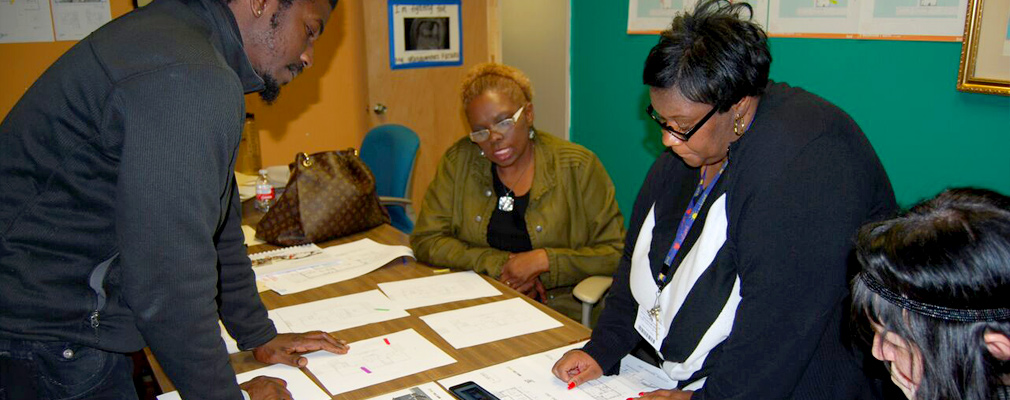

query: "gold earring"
(733, 114), (745, 136)
(254, 7), (263, 16)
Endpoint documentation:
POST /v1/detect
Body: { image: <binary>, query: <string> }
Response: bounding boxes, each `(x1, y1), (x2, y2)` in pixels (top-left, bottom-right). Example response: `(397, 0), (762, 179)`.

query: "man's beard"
(257, 64), (303, 104)
(259, 73), (281, 104)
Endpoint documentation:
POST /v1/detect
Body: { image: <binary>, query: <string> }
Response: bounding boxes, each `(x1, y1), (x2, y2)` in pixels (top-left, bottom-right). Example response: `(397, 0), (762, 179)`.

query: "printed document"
(303, 329), (456, 395)
(419, 298), (562, 349)
(270, 289), (410, 333)
(439, 341), (678, 400)
(256, 239), (414, 295)
(377, 271), (502, 309)
(219, 290), (409, 354)
(361, 382), (455, 400)
(158, 363), (330, 400)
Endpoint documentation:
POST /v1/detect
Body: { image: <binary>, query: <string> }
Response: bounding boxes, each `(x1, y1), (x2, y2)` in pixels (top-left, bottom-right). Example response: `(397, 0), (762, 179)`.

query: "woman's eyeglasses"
(469, 105), (526, 143)
(646, 104), (717, 142)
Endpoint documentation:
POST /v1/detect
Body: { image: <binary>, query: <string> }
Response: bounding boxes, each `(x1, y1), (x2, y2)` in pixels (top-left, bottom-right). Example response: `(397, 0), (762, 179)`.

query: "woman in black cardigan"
(552, 0), (896, 398)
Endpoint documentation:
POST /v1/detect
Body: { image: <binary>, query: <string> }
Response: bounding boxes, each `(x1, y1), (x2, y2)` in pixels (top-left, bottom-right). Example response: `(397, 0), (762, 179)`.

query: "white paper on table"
(220, 316), (295, 354)
(0, 0), (55, 43)
(361, 382), (455, 400)
(250, 244), (334, 276)
(270, 289), (410, 333)
(260, 239), (414, 295)
(157, 363), (330, 400)
(303, 329), (456, 396)
(438, 341), (676, 400)
(377, 271), (502, 310)
(51, 0), (111, 41)
(419, 298), (563, 349)
(220, 290), (406, 353)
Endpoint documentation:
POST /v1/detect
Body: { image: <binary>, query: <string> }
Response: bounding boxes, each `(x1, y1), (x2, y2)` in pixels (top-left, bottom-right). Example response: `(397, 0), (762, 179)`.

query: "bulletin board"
(627, 0), (967, 41)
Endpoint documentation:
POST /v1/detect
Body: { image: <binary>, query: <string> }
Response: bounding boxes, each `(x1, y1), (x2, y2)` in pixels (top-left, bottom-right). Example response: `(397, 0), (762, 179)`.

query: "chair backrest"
(359, 124), (420, 199)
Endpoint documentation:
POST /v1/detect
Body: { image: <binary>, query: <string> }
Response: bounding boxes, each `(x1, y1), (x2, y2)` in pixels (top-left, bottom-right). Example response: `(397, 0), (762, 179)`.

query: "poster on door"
(388, 0), (462, 70)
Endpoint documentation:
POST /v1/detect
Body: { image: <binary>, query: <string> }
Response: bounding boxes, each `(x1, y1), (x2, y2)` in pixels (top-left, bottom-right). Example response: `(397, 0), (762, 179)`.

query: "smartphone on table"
(448, 381), (500, 400)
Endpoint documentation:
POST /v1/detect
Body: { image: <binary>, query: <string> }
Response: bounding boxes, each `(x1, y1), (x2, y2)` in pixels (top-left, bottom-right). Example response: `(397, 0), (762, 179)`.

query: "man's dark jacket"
(0, 0), (276, 397)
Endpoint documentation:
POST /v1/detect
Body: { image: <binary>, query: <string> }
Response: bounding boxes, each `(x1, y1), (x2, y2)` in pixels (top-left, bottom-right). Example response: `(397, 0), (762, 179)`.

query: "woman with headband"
(852, 188), (1010, 400)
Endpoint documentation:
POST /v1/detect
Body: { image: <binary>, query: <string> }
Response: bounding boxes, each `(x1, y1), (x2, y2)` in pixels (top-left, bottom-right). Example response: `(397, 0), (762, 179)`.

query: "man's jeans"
(0, 339), (137, 400)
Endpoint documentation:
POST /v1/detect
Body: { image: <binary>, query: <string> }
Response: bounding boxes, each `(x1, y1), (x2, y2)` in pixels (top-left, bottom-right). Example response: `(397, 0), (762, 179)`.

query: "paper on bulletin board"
(388, 0), (462, 70)
(0, 0), (55, 43)
(51, 0), (111, 41)
(628, 0), (769, 33)
(768, 0), (862, 37)
(858, 0), (966, 40)
(630, 0), (965, 41)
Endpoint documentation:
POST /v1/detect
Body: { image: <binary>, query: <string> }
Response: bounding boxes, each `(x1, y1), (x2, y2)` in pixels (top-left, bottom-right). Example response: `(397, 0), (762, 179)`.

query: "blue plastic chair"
(359, 124), (421, 234)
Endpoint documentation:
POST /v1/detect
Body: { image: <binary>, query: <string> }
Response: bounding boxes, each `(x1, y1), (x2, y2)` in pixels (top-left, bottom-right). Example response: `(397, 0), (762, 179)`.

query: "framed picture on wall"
(387, 0), (463, 70)
(956, 0), (1010, 95)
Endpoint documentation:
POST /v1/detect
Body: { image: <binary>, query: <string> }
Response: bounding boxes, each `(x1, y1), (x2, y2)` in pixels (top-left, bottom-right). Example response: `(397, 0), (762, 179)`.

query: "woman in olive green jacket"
(410, 63), (625, 321)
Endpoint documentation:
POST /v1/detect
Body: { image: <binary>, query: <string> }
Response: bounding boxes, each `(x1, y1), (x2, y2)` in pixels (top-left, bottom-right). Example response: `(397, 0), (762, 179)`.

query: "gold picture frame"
(956, 0), (1010, 95)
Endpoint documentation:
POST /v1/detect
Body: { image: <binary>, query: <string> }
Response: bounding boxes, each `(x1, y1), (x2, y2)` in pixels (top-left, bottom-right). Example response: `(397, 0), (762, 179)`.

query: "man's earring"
(528, 128), (535, 140)
(480, 149), (485, 157)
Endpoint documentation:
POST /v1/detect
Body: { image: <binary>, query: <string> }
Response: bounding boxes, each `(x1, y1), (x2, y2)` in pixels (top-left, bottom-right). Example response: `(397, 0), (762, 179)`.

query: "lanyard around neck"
(656, 160), (728, 288)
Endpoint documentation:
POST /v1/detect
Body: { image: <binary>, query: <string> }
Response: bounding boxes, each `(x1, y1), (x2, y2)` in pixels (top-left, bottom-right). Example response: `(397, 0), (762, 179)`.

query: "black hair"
(852, 188), (1010, 400)
(642, 0), (770, 112)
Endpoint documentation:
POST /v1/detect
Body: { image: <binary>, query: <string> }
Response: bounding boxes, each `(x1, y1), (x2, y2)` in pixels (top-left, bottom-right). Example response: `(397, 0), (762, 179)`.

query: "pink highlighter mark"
(361, 366), (372, 374)
(384, 338), (390, 345)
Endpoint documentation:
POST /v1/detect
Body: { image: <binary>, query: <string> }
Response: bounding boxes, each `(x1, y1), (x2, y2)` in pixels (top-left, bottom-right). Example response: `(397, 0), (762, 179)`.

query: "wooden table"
(148, 224), (591, 399)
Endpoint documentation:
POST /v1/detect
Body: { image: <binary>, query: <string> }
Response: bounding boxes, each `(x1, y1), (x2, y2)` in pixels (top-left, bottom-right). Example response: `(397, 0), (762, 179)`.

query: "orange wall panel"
(0, 0), (368, 169)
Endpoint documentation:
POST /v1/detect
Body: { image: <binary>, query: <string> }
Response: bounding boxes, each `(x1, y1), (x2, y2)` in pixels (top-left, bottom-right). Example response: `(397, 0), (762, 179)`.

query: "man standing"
(0, 0), (347, 398)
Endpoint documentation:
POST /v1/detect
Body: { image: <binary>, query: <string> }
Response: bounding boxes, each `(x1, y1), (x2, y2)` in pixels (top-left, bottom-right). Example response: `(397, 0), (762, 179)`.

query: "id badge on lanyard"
(634, 292), (668, 350)
(635, 160), (727, 352)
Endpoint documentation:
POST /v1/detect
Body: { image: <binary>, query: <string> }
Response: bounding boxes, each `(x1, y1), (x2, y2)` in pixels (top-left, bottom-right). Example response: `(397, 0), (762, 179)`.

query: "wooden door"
(362, 0), (500, 210)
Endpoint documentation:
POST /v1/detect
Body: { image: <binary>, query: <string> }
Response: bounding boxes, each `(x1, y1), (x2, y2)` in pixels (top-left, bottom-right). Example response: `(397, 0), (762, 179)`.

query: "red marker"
(383, 338), (390, 345)
(567, 382), (576, 390)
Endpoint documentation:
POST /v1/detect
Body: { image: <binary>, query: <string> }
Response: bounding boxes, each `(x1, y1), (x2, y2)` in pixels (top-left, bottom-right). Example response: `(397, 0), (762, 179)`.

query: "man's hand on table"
(253, 331), (349, 367)
(240, 376), (291, 400)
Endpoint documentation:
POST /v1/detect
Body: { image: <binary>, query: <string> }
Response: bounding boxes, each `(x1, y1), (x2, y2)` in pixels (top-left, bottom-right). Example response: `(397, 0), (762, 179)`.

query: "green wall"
(570, 0), (1010, 219)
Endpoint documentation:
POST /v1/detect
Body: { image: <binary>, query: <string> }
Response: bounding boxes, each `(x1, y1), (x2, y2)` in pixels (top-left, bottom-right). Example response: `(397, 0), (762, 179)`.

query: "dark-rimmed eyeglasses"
(646, 104), (717, 142)
(469, 105), (526, 143)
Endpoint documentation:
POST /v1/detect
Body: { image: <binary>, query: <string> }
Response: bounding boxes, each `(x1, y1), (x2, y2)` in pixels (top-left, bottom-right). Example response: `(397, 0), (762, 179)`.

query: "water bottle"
(255, 169), (275, 212)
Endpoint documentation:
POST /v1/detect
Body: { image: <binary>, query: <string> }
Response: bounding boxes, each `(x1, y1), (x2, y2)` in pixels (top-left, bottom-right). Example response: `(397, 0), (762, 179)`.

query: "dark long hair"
(642, 0), (770, 111)
(852, 188), (1010, 400)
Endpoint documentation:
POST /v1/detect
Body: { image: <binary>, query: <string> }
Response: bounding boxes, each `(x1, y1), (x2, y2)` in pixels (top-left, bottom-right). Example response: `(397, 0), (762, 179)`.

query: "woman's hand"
(636, 390), (694, 400)
(521, 279), (548, 303)
(551, 350), (602, 387)
(499, 249), (549, 292)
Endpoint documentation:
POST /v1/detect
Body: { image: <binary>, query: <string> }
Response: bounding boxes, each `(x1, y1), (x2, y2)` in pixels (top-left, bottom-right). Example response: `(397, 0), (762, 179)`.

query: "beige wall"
(501, 0), (569, 139)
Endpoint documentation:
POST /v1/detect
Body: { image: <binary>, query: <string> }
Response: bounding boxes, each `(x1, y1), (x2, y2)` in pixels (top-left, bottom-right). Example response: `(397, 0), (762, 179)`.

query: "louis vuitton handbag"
(256, 150), (390, 246)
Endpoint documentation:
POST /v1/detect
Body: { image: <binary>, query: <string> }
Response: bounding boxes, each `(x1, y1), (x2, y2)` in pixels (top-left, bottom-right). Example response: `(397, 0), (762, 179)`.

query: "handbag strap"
(296, 149), (359, 169)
